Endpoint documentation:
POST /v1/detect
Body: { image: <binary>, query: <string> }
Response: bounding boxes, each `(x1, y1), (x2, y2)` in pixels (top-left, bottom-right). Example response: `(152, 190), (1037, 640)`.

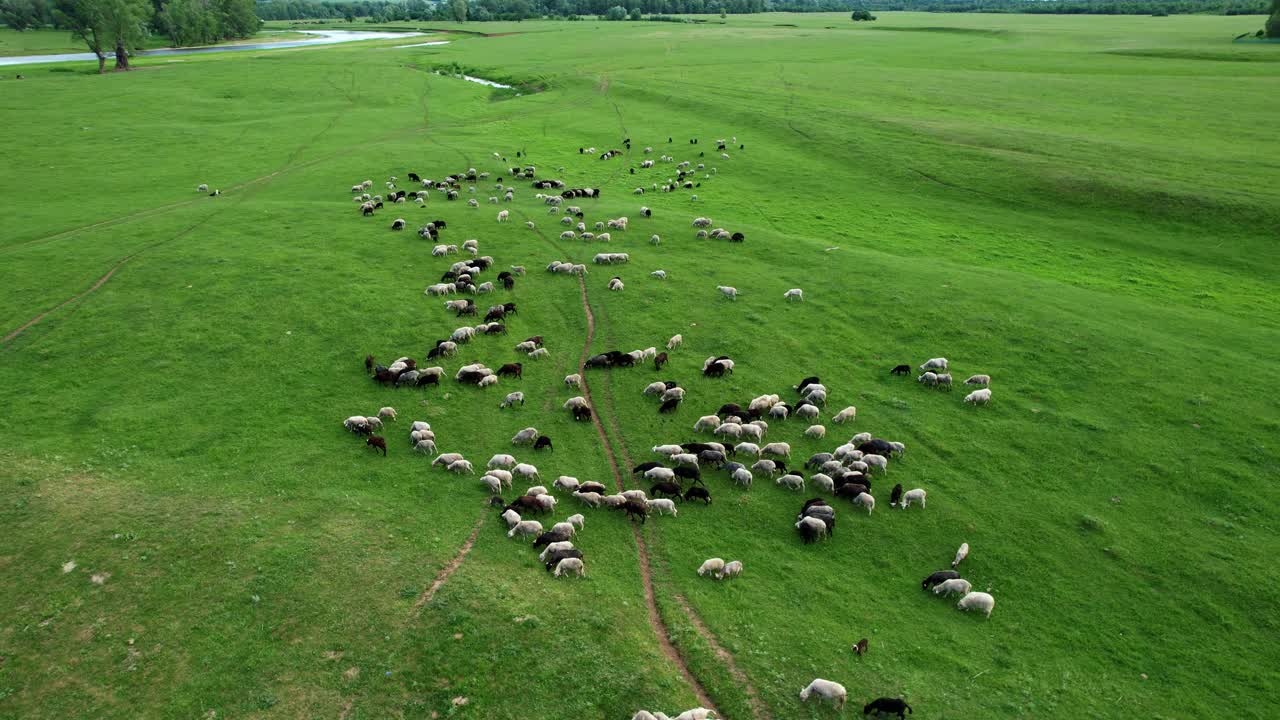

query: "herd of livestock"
(335, 135), (998, 716)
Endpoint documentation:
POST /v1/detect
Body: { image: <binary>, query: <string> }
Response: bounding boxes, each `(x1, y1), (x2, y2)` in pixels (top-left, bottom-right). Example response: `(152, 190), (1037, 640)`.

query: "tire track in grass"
(408, 514), (485, 620)
(588, 306), (774, 720)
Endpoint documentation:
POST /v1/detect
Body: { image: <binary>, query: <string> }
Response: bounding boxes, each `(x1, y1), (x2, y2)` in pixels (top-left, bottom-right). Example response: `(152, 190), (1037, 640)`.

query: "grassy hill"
(1, 12), (1277, 720)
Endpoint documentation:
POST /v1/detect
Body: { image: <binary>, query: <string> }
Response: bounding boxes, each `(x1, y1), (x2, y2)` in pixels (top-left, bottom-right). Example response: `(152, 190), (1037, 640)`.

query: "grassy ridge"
(1, 12), (1278, 719)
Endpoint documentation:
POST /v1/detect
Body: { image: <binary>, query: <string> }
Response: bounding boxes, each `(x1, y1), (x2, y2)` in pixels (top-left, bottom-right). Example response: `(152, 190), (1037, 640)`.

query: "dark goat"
(484, 324), (506, 336)
(891, 364), (911, 376)
(572, 405), (592, 422)
(621, 500), (648, 524)
(457, 371), (486, 385)
(502, 302), (517, 314)
(698, 450), (726, 467)
(863, 698), (912, 718)
(921, 570), (960, 590)
(497, 363), (523, 379)
(658, 398), (680, 413)
(797, 520), (822, 544)
(683, 487), (711, 505)
(680, 442), (716, 454)
(802, 497), (829, 511)
(836, 484), (868, 500)
(654, 351), (669, 370)
(729, 232), (744, 242)
(890, 483), (904, 507)
(485, 308), (506, 323)
(366, 436), (387, 456)
(533, 436), (553, 452)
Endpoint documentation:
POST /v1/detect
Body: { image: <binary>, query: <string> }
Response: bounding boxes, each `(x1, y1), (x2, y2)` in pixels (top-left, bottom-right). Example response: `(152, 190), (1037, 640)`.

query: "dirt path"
(409, 515), (485, 619)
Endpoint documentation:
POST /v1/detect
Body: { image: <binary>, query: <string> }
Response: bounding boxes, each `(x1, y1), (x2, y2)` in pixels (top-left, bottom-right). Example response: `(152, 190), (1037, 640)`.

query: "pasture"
(1, 11), (1278, 719)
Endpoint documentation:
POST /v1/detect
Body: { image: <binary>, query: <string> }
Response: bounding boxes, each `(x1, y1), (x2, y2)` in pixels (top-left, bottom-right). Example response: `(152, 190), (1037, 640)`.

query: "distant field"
(1, 12), (1278, 720)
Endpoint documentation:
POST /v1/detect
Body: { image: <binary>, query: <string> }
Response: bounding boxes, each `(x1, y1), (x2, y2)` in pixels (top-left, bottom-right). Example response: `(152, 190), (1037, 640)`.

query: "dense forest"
(1, 0), (261, 49)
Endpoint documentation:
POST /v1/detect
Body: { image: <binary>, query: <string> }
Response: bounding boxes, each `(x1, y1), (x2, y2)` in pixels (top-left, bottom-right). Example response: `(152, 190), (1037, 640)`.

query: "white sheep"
(812, 473), (835, 493)
(731, 467), (753, 488)
(832, 406), (857, 424)
(783, 288), (804, 302)
(563, 396), (589, 410)
(608, 278), (624, 292)
(550, 522), (576, 538)
(651, 270), (667, 279)
(431, 453), (464, 468)
(496, 210), (509, 222)
(952, 542), (970, 568)
(481, 475), (502, 494)
(718, 561), (742, 580)
(716, 285), (737, 300)
(901, 488), (927, 509)
(768, 404), (789, 420)
(776, 474), (805, 491)
(652, 444), (684, 457)
(567, 513), (585, 530)
(448, 459), (475, 474)
(957, 591), (995, 617)
(564, 373), (582, 388)
(692, 216), (713, 227)
(694, 415), (721, 432)
(751, 459), (778, 476)
(850, 432), (872, 445)
(414, 439), (438, 454)
(553, 476), (581, 492)
(410, 421), (431, 432)
(761, 442), (791, 458)
(646, 498), (678, 516)
(934, 578), (972, 596)
(644, 381), (668, 396)
(673, 710), (715, 720)
(622, 489), (647, 503)
(513, 463), (540, 481)
(528, 347), (549, 360)
(525, 485), (548, 497)
(507, 520), (543, 540)
(918, 371), (939, 386)
(650, 234), (661, 245)
(661, 387), (686, 403)
(487, 469), (513, 487)
(645, 467), (676, 482)
(863, 454), (889, 473)
(888, 441), (906, 456)
(671, 453), (699, 467)
(799, 679), (847, 710)
(920, 357), (949, 371)
(795, 404), (820, 420)
(734, 442), (760, 456)
(738, 423), (764, 442)
(573, 490), (603, 507)
(855, 492), (875, 514)
(554, 557), (585, 578)
(697, 558), (725, 577)
(500, 509), (521, 528)
(538, 541), (574, 563)
(478, 374), (498, 388)
(964, 388), (992, 405)
(499, 391), (525, 409)
(804, 424), (826, 439)
(965, 374), (991, 386)
(714, 423), (743, 439)
(488, 454), (516, 469)
(343, 416), (369, 433)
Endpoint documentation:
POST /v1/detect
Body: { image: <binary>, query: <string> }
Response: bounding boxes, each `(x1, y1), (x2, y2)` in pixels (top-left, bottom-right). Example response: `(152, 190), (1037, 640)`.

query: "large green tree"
(0, 0), (45, 30)
(448, 0), (465, 21)
(1267, 0), (1279, 38)
(53, 0), (149, 72)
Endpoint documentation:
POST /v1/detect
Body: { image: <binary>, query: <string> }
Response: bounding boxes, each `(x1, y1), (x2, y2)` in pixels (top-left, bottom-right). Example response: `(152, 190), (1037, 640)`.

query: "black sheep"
(366, 436), (387, 456)
(533, 436), (553, 452)
(806, 453), (834, 469)
(797, 520), (822, 544)
(858, 439), (895, 457)
(504, 495), (545, 515)
(533, 529), (572, 548)
(674, 466), (703, 486)
(802, 498), (829, 511)
(718, 403), (743, 417)
(415, 373), (440, 387)
(621, 500), (648, 524)
(543, 548), (583, 571)
(654, 351), (669, 370)
(863, 698), (912, 718)
(921, 570), (960, 590)
(650, 481), (683, 499)
(683, 487), (711, 505)
(579, 481), (607, 494)
(796, 376), (821, 393)
(658, 398), (680, 413)
(572, 405), (592, 422)
(890, 483), (904, 507)
(891, 364), (911, 376)
(632, 461), (662, 475)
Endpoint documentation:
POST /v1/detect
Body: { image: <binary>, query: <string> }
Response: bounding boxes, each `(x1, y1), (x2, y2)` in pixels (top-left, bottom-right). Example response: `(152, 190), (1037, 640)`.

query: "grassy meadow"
(1, 11), (1278, 720)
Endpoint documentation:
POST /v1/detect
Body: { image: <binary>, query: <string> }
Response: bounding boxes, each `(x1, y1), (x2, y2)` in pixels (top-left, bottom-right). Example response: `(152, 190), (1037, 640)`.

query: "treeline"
(0, 0), (260, 48)
(253, 0), (768, 22)
(856, 0), (1268, 15)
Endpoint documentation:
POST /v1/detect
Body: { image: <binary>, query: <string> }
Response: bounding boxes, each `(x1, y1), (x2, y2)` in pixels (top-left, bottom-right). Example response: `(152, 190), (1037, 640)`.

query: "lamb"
(377, 407), (397, 422)
(832, 406), (857, 424)
(718, 560), (742, 579)
(964, 388), (992, 405)
(776, 474), (805, 491)
(697, 558), (725, 577)
(645, 381), (669, 396)
(863, 698), (913, 718)
(667, 334), (683, 350)
(650, 234), (661, 245)
(692, 217), (713, 227)
(799, 679), (846, 710)
(952, 542), (970, 568)
(481, 475), (502, 494)
(431, 453), (465, 468)
(964, 374), (991, 386)
(564, 373), (582, 388)
(957, 591), (996, 617)
(934, 578), (972, 596)
(477, 374), (499, 388)
(854, 492), (875, 514)
(507, 520), (543, 539)
(901, 488), (927, 509)
(716, 285), (737, 300)
(851, 432), (873, 445)
(783, 288), (804, 302)
(553, 557), (585, 577)
(646, 498), (678, 516)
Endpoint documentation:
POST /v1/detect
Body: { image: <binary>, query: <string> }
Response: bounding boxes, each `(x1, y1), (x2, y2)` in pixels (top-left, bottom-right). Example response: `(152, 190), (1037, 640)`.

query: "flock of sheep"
(339, 134), (1000, 716)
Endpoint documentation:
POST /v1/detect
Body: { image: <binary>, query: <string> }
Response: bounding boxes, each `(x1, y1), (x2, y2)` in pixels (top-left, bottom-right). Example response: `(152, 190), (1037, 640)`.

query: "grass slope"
(1, 12), (1278, 720)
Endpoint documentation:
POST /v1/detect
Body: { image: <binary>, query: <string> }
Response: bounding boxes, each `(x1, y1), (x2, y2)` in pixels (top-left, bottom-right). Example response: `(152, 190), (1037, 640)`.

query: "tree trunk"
(114, 42), (129, 71)
(97, 52), (106, 74)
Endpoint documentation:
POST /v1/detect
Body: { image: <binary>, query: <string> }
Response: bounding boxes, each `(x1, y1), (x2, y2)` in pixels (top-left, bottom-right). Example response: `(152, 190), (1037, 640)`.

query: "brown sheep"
(366, 436), (387, 456)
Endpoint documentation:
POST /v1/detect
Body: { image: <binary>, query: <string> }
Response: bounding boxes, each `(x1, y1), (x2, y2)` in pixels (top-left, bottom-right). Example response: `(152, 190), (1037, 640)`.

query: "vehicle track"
(409, 514), (485, 620)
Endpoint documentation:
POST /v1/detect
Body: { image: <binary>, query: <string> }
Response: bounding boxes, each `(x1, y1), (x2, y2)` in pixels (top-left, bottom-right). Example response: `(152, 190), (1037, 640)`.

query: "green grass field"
(2, 11), (1278, 720)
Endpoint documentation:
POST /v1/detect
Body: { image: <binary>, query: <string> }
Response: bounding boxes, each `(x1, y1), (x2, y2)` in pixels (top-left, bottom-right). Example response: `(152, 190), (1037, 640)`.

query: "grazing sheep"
(716, 285), (737, 300)
(863, 454), (889, 473)
(957, 591), (996, 617)
(799, 679), (846, 710)
(864, 698), (913, 718)
(667, 334), (683, 350)
(776, 474), (805, 491)
(935, 373), (953, 389)
(934, 578), (972, 596)
(377, 407), (397, 422)
(646, 498), (678, 517)
(673, 710), (715, 720)
(853, 638), (868, 656)
(650, 234), (661, 245)
(344, 416), (370, 434)
(500, 509), (521, 528)
(731, 467), (753, 488)
(608, 278), (624, 292)
(573, 490), (603, 507)
(812, 473), (835, 493)
(507, 520), (543, 540)
(528, 347), (549, 360)
(564, 373), (581, 388)
(553, 476), (581, 493)
(497, 210), (509, 222)
(804, 425), (826, 440)
(553, 557), (585, 577)
(831, 406), (857, 424)
(854, 492), (875, 514)
(650, 269), (667, 280)
(477, 374), (499, 388)
(513, 462), (541, 481)
(752, 459), (778, 476)
(567, 513), (585, 530)
(920, 357), (949, 371)
(901, 488), (927, 509)
(734, 442), (760, 456)
(918, 371), (939, 386)
(645, 467), (676, 482)
(538, 540), (575, 563)
(783, 288), (804, 302)
(481, 475), (502, 494)
(718, 560), (742, 579)
(965, 374), (991, 386)
(952, 542), (970, 568)
(488, 454), (517, 469)
(761, 442), (791, 458)
(964, 388), (992, 405)
(795, 404), (820, 420)
(652, 444), (684, 457)
(448, 459), (475, 474)
(697, 558), (725, 577)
